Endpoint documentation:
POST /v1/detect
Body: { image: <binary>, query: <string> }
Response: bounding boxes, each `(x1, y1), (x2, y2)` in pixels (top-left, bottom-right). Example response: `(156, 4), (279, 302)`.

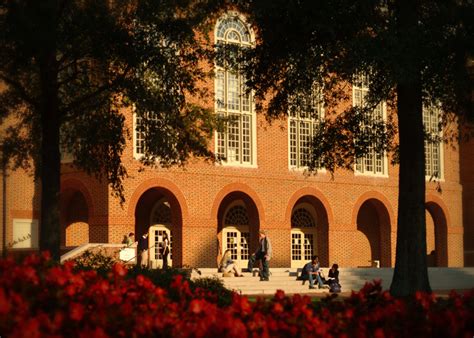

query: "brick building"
(1, 12), (471, 268)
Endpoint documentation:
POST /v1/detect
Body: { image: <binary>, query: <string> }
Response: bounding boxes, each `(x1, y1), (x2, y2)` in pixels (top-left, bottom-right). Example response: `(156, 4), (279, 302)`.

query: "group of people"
(219, 230), (272, 280)
(219, 230), (340, 292)
(301, 256), (340, 291)
(122, 231), (170, 269)
(126, 229), (340, 292)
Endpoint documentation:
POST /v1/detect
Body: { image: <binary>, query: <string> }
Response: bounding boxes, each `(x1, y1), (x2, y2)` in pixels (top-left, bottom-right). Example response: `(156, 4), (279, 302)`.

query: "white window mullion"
(215, 15), (254, 166)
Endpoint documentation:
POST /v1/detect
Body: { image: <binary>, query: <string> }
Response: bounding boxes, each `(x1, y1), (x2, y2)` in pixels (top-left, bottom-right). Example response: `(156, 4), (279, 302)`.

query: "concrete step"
(192, 267), (474, 295)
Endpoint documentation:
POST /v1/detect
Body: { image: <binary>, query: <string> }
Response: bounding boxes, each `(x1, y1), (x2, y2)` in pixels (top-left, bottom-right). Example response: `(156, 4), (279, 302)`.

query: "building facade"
(1, 13), (470, 268)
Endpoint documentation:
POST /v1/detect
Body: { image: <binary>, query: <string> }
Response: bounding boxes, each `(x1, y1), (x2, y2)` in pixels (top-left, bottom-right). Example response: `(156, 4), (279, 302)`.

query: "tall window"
(423, 105), (443, 179)
(215, 15), (255, 165)
(353, 74), (386, 175)
(134, 111), (159, 157)
(289, 87), (324, 168)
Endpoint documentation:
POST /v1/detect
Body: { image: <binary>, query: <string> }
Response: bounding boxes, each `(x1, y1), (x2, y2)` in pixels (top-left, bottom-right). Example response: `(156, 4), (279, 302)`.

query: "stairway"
(192, 267), (474, 295)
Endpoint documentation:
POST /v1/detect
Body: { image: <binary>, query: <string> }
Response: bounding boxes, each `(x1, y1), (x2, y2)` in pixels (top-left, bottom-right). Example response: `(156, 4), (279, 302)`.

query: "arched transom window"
(215, 15), (255, 166)
(151, 200), (171, 225)
(216, 17), (251, 43)
(291, 208), (316, 228)
(224, 205), (249, 226)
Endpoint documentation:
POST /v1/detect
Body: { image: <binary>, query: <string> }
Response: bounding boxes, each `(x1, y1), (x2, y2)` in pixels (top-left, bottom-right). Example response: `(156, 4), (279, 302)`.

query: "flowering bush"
(0, 253), (473, 337)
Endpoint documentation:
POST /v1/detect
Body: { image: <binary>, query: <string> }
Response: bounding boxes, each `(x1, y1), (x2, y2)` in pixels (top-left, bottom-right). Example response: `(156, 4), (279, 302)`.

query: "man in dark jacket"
(248, 230), (272, 281)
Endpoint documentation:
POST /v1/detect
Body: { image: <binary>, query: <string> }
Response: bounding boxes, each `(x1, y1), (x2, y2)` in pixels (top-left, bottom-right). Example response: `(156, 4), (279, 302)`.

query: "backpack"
(329, 280), (341, 293)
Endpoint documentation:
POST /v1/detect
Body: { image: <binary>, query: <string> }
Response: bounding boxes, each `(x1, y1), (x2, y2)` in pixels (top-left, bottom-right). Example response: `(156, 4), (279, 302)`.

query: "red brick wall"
(0, 15), (468, 269)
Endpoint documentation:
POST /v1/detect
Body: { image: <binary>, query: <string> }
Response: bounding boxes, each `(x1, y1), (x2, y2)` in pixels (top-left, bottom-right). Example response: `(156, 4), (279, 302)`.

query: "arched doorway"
(222, 202), (250, 268)
(290, 203), (318, 268)
(288, 195), (329, 267)
(135, 188), (182, 268)
(148, 198), (173, 268)
(356, 199), (391, 267)
(425, 202), (448, 267)
(217, 191), (260, 269)
(61, 190), (89, 246)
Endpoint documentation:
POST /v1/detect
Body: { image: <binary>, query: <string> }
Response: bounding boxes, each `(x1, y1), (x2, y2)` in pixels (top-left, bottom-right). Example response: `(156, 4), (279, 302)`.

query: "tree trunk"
(390, 0), (431, 297)
(390, 81), (431, 296)
(38, 1), (61, 261)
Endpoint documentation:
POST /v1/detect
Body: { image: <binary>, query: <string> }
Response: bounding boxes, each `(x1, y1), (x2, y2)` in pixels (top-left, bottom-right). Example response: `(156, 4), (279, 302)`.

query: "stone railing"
(60, 243), (137, 264)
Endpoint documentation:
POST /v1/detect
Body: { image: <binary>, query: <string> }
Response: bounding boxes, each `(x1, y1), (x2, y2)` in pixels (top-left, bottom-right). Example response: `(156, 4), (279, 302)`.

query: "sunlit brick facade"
(1, 13), (471, 268)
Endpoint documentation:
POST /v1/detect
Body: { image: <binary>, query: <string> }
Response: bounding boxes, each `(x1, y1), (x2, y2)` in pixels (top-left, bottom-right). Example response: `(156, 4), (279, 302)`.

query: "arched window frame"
(214, 13), (257, 167)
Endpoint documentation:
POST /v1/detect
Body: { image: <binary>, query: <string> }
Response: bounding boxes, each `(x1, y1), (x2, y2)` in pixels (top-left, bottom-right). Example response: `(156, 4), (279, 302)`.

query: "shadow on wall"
(356, 199), (391, 268)
(60, 176), (110, 247)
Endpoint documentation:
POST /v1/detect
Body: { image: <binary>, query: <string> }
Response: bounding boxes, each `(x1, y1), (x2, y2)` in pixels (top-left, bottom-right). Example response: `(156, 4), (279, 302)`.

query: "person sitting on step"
(303, 256), (330, 290)
(219, 249), (244, 277)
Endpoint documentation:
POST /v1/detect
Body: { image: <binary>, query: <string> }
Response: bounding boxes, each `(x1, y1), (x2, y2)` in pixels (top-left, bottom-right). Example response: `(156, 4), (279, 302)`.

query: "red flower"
(79, 327), (109, 338)
(272, 302), (284, 314)
(190, 299), (206, 314)
(112, 263), (127, 277)
(46, 267), (68, 286)
(0, 287), (10, 315)
(69, 302), (85, 321)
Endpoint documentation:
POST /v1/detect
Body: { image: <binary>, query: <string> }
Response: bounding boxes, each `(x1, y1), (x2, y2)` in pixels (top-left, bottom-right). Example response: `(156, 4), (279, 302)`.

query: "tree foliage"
(0, 0), (220, 259)
(237, 0), (473, 296)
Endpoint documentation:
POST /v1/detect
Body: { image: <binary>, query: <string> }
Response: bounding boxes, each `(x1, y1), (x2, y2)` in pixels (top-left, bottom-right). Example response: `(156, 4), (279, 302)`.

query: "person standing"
(138, 232), (149, 268)
(161, 232), (170, 269)
(248, 230), (272, 281)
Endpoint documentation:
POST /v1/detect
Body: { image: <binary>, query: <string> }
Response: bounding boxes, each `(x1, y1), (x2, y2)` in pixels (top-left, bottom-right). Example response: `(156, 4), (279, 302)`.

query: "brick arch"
(426, 194), (451, 226)
(127, 178), (188, 221)
(60, 179), (92, 246)
(210, 183), (265, 224)
(352, 191), (394, 267)
(425, 194), (449, 267)
(285, 187), (332, 267)
(352, 191), (395, 229)
(131, 180), (187, 267)
(284, 187), (334, 227)
(211, 183), (264, 262)
(61, 178), (94, 217)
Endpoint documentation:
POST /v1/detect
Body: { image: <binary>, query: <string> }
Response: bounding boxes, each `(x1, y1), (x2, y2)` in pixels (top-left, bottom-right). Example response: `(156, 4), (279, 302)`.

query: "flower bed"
(0, 253), (473, 337)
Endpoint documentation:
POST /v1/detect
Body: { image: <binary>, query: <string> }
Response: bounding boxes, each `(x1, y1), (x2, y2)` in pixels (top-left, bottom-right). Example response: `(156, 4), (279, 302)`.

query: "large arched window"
(215, 15), (255, 166)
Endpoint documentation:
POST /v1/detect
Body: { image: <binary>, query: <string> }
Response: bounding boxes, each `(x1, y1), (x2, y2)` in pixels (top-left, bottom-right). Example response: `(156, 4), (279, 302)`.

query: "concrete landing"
(192, 267), (474, 295)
